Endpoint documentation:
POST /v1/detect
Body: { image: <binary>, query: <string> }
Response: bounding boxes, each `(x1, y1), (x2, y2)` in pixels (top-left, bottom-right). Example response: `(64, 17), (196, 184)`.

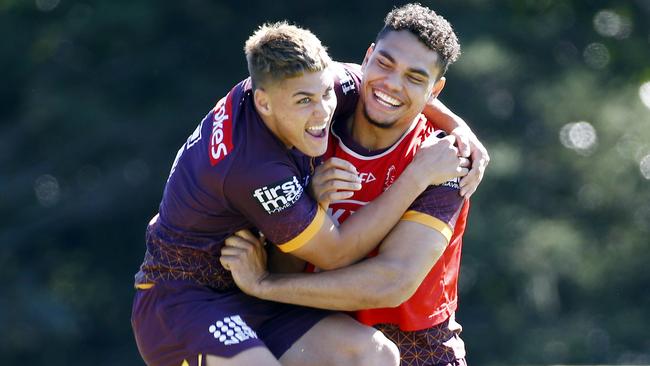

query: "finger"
(459, 167), (479, 188)
(234, 229), (259, 243)
(219, 256), (233, 270)
(456, 167), (469, 177)
(224, 235), (255, 249)
(460, 184), (477, 198)
(320, 168), (361, 184)
(328, 179), (362, 191)
(454, 133), (471, 158)
(327, 190), (355, 202)
(321, 157), (358, 175)
(459, 157), (471, 168)
(221, 246), (245, 257)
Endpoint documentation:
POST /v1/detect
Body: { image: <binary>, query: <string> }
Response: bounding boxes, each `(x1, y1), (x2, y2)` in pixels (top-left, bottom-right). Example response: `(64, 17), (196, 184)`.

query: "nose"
(383, 71), (401, 92)
(313, 98), (330, 120)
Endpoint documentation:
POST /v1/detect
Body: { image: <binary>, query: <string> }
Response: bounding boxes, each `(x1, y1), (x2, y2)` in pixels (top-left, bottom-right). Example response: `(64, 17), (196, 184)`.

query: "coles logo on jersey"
(252, 176), (304, 214)
(209, 94), (234, 166)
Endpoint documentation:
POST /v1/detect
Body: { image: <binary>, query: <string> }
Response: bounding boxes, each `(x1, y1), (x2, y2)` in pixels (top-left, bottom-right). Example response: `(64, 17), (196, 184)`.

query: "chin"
(305, 142), (327, 157)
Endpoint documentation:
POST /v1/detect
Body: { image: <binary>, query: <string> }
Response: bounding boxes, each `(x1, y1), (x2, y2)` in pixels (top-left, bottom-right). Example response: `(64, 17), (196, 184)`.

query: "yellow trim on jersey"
(277, 206), (326, 253)
(181, 359), (189, 366)
(198, 354), (203, 366)
(401, 210), (453, 243)
(135, 283), (155, 290)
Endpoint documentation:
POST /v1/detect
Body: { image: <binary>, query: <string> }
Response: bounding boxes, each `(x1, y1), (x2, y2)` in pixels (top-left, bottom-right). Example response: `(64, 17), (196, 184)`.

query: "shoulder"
(332, 62), (362, 94)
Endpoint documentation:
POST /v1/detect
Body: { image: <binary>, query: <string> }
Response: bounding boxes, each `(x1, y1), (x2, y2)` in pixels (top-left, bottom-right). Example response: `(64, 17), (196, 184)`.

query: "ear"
(254, 88), (272, 116)
(428, 77), (446, 102)
(361, 43), (375, 68)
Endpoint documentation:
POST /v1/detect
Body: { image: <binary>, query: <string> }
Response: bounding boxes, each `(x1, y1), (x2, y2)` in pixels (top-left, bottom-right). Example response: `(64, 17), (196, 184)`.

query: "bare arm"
(221, 221), (447, 311)
(283, 136), (465, 270)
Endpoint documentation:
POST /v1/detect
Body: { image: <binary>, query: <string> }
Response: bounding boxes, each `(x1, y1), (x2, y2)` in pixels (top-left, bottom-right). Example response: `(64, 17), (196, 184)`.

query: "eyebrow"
(377, 50), (431, 79)
(292, 91), (315, 97)
(292, 86), (333, 98)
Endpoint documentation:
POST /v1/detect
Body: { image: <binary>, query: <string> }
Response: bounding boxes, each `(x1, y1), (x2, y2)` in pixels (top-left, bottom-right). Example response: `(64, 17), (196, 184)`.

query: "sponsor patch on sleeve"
(251, 176), (304, 214)
(440, 177), (460, 190)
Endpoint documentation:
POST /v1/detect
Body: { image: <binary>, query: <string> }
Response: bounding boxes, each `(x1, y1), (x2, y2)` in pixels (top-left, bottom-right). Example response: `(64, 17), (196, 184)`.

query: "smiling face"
(359, 30), (445, 130)
(255, 68), (337, 157)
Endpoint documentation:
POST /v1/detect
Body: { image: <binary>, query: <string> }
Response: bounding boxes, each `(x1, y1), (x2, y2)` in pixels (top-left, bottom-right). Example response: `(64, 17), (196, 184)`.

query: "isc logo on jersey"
(252, 176), (304, 214)
(209, 95), (234, 166)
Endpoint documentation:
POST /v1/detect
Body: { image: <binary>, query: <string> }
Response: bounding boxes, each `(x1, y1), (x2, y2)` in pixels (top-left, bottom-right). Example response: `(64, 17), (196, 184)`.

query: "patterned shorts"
(375, 318), (466, 366)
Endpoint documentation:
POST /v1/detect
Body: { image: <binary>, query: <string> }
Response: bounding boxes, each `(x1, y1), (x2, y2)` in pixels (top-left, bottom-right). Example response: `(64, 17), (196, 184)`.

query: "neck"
(349, 101), (415, 151)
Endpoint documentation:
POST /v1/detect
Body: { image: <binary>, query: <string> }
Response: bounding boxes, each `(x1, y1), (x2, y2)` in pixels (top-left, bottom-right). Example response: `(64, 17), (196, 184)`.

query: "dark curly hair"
(376, 3), (461, 76)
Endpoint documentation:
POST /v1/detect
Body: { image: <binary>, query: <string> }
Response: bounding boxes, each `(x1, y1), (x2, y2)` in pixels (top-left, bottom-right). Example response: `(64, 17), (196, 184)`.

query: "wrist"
(253, 272), (272, 299)
(399, 165), (429, 193)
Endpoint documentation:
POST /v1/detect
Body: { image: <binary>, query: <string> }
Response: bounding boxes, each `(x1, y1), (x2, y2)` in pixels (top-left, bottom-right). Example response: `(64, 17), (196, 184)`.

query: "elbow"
(314, 254), (353, 271)
(374, 279), (419, 308)
(367, 267), (420, 309)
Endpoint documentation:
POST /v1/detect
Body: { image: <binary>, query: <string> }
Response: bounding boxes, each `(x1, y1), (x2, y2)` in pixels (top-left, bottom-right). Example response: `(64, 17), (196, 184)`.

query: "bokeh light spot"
(639, 81), (650, 110)
(583, 43), (610, 69)
(35, 0), (59, 12)
(593, 10), (632, 39)
(640, 155), (650, 180)
(559, 121), (598, 155)
(34, 174), (60, 207)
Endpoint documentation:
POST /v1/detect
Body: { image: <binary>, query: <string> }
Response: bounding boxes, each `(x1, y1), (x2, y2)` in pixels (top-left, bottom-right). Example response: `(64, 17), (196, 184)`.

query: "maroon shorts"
(131, 280), (331, 366)
(375, 317), (467, 366)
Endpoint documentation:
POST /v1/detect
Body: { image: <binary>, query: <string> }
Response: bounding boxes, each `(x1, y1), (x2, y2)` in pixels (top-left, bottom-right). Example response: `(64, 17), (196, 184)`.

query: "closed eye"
(377, 57), (391, 69)
(408, 75), (425, 84)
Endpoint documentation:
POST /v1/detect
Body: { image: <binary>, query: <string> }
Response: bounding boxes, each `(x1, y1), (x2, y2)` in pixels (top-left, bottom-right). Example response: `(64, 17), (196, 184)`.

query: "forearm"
(324, 167), (427, 269)
(423, 99), (471, 133)
(254, 257), (404, 311)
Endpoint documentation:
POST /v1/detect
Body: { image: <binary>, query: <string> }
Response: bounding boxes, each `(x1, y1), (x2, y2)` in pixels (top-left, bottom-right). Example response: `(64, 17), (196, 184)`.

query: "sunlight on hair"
(559, 121), (598, 155)
(639, 81), (650, 110)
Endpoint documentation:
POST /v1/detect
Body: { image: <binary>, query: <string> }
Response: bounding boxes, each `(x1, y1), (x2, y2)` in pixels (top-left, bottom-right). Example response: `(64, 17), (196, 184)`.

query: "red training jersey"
(324, 107), (469, 331)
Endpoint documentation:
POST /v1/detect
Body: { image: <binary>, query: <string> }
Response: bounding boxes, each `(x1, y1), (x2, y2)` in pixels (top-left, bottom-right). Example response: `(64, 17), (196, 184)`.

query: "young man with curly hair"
(224, 4), (482, 365)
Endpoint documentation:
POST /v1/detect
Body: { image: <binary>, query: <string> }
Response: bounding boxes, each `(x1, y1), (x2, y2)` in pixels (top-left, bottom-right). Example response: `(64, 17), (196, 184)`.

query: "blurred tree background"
(1, 0), (649, 365)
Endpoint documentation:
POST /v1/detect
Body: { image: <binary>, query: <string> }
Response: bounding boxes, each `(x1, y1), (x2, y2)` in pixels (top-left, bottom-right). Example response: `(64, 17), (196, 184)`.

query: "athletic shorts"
(131, 280), (332, 366)
(375, 316), (466, 366)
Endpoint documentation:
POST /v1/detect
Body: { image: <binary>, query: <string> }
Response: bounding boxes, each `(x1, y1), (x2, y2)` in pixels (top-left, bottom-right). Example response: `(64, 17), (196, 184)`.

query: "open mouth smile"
(373, 89), (403, 109)
(306, 122), (328, 138)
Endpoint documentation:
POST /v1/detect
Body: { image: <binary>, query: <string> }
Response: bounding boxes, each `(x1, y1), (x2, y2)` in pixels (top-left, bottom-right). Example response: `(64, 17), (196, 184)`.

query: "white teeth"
(307, 123), (327, 131)
(374, 90), (402, 107)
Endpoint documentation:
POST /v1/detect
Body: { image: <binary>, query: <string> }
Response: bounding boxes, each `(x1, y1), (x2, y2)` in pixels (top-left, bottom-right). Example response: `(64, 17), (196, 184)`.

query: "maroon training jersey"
(135, 74), (354, 290)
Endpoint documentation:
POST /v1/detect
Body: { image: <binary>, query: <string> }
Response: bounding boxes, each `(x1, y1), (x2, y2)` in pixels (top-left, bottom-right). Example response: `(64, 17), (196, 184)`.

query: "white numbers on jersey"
(168, 120), (203, 181)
